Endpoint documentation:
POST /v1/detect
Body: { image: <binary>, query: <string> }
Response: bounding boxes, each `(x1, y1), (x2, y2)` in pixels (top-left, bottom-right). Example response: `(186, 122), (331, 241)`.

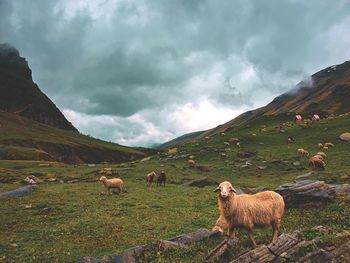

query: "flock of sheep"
(298, 142), (334, 170)
(95, 117), (338, 249)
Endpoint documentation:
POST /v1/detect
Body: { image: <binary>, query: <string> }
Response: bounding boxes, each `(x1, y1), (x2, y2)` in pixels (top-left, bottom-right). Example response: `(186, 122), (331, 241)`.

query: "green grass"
(0, 113), (350, 262)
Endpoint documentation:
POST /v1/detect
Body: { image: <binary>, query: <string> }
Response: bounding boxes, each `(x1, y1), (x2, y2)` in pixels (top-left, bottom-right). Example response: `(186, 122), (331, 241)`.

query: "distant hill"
(0, 43), (77, 131)
(161, 60), (350, 147)
(199, 60), (350, 138)
(0, 44), (156, 163)
(155, 130), (204, 150)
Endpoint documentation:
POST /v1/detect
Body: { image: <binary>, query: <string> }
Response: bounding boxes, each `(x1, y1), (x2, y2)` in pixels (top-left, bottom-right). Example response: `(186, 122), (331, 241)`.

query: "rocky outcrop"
(275, 180), (350, 208)
(180, 177), (218, 187)
(0, 185), (37, 198)
(0, 43), (77, 131)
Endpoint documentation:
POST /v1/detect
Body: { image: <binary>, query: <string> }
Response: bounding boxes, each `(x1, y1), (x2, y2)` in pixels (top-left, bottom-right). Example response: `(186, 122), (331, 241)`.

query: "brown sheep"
(212, 181), (285, 248)
(99, 176), (124, 195)
(157, 171), (166, 186)
(317, 152), (327, 159)
(297, 148), (309, 157)
(188, 159), (196, 168)
(309, 156), (326, 170)
(146, 171), (157, 186)
(324, 142), (334, 148)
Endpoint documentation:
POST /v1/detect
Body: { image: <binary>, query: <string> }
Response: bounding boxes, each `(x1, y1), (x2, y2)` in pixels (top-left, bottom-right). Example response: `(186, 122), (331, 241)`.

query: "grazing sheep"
(236, 142), (241, 148)
(324, 142), (334, 148)
(313, 154), (325, 161)
(157, 171), (166, 186)
(188, 159), (196, 168)
(99, 176), (124, 194)
(212, 181), (285, 247)
(146, 171), (157, 186)
(323, 146), (329, 151)
(297, 148), (309, 157)
(317, 152), (327, 159)
(309, 156), (326, 170)
(287, 137), (294, 143)
(318, 143), (323, 149)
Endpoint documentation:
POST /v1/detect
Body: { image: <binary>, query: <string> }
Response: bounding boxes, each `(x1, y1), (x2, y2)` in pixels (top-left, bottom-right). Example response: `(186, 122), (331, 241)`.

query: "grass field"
(1, 113), (350, 262)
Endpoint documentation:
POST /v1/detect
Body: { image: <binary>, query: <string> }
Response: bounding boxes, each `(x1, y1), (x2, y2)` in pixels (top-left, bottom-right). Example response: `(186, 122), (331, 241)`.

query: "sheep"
(157, 171), (166, 186)
(323, 146), (329, 151)
(297, 148), (309, 157)
(236, 142), (241, 148)
(224, 142), (230, 147)
(317, 152), (327, 159)
(188, 159), (196, 168)
(287, 136), (294, 143)
(99, 176), (124, 194)
(309, 156), (326, 170)
(313, 154), (325, 161)
(212, 181), (285, 248)
(324, 142), (334, 148)
(146, 171), (157, 186)
(318, 143), (323, 149)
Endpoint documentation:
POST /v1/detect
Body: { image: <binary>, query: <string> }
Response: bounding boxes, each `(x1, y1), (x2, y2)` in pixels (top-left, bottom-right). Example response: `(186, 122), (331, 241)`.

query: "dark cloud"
(1, 0), (350, 145)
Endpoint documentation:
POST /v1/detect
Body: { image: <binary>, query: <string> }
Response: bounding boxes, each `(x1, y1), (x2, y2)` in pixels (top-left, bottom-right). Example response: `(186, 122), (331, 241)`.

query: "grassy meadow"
(1, 113), (350, 262)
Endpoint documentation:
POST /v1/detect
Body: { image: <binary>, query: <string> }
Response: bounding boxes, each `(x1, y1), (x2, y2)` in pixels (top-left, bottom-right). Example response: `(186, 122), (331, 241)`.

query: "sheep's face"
(99, 176), (107, 181)
(214, 181), (237, 199)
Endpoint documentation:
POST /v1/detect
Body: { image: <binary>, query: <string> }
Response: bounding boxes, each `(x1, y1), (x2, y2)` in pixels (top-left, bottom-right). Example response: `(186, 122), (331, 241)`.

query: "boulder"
(0, 185), (37, 198)
(274, 180), (350, 208)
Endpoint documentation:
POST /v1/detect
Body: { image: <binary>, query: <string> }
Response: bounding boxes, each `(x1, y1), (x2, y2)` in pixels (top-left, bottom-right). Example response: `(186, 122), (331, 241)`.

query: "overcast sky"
(1, 0), (350, 146)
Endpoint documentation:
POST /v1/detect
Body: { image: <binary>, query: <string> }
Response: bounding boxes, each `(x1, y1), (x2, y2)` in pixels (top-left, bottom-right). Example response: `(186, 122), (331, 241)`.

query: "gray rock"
(0, 185), (37, 198)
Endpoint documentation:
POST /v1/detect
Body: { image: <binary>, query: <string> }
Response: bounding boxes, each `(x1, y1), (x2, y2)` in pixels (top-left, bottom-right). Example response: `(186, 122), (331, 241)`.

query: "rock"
(0, 185), (37, 198)
(275, 180), (350, 208)
(47, 178), (57, 182)
(339, 132), (350, 141)
(168, 228), (219, 245)
(157, 240), (187, 251)
(257, 165), (267, 170)
(38, 163), (51, 167)
(293, 161), (301, 166)
(237, 150), (257, 158)
(24, 204), (32, 209)
(140, 157), (151, 162)
(10, 243), (18, 248)
(341, 175), (349, 180)
(180, 177), (218, 187)
(295, 172), (313, 181)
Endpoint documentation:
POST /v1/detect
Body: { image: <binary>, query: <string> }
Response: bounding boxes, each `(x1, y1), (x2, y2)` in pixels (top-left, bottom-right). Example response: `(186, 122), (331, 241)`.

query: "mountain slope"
(0, 43), (77, 131)
(200, 60), (350, 139)
(0, 110), (154, 163)
(155, 130), (204, 150)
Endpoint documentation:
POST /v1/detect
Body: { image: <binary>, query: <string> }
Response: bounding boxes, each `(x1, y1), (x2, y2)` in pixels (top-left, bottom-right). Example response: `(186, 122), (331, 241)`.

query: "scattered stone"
(220, 153), (227, 157)
(339, 132), (350, 142)
(296, 172), (313, 181)
(87, 164), (96, 167)
(47, 178), (57, 182)
(237, 150), (257, 158)
(180, 177), (218, 187)
(196, 165), (210, 172)
(257, 165), (267, 170)
(78, 257), (102, 263)
(0, 185), (37, 198)
(293, 161), (301, 166)
(24, 204), (32, 209)
(341, 175), (349, 180)
(10, 243), (18, 248)
(99, 168), (116, 175)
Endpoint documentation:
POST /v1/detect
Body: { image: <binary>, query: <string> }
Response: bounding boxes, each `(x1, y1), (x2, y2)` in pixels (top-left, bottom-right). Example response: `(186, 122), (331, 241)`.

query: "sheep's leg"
(271, 221), (280, 243)
(107, 187), (111, 195)
(247, 229), (257, 248)
(228, 226), (236, 239)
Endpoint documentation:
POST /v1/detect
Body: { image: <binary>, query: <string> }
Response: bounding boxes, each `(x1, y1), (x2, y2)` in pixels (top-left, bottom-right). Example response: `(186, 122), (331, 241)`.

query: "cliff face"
(0, 43), (77, 131)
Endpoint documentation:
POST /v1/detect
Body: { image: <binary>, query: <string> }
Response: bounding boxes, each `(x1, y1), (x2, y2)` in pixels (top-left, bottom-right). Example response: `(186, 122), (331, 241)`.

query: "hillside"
(0, 43), (76, 131)
(160, 60), (350, 146)
(0, 110), (154, 163)
(156, 130), (204, 150)
(199, 60), (350, 139)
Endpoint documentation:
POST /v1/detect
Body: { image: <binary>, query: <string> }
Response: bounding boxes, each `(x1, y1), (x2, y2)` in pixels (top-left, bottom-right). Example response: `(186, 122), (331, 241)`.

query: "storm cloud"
(1, 0), (350, 146)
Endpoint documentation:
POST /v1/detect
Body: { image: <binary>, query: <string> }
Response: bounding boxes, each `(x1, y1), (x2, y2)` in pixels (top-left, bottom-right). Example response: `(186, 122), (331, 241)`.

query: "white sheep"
(99, 176), (124, 194)
(212, 181), (285, 247)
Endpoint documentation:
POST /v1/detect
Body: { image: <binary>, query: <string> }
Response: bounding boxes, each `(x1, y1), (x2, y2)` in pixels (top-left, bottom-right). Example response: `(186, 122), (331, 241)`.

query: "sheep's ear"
(213, 186), (220, 192)
(230, 186), (237, 193)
